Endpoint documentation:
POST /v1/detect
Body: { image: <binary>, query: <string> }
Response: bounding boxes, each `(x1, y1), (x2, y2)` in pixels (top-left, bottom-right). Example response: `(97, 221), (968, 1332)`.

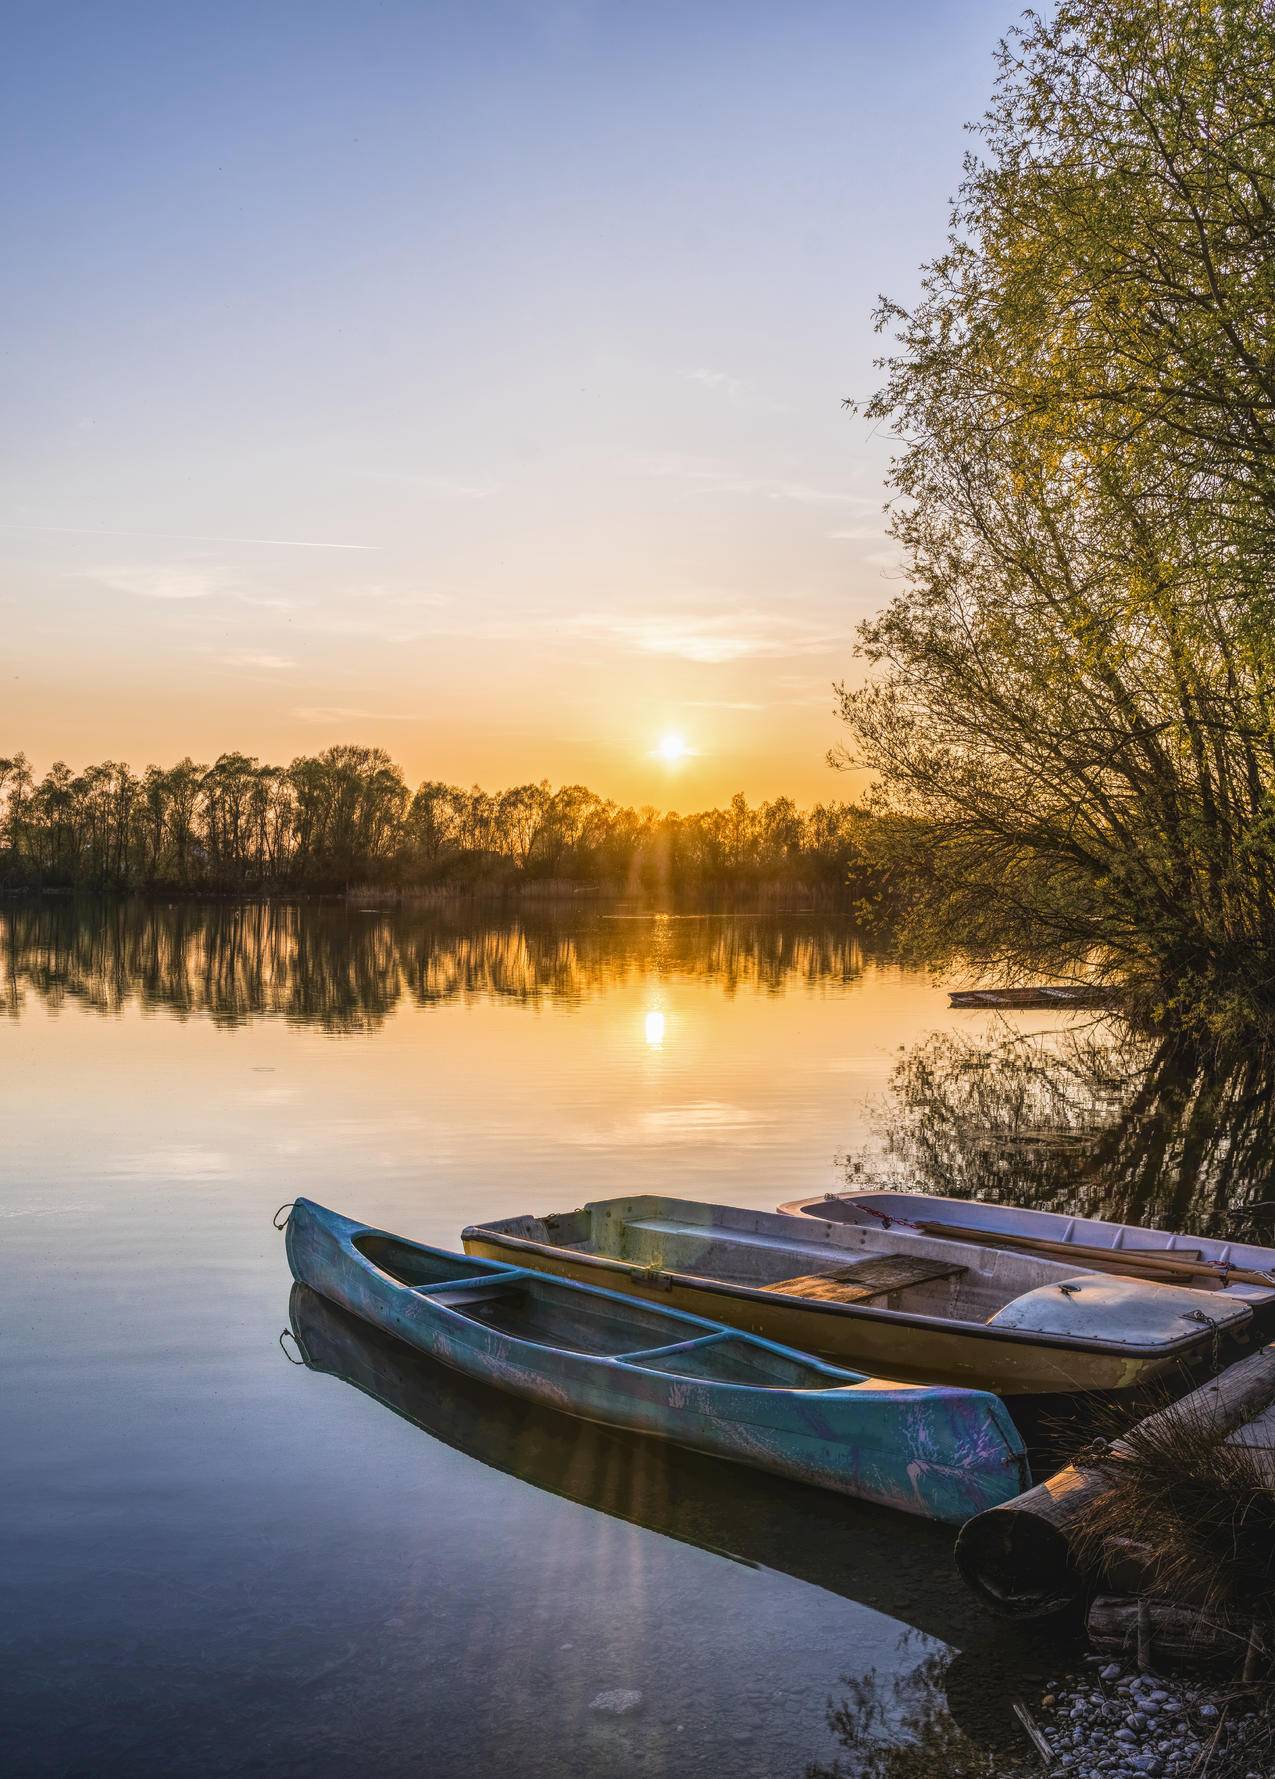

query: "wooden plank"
(949, 985), (1116, 1009)
(761, 1270), (877, 1303)
(1011, 1699), (1056, 1770)
(1224, 1400), (1275, 1484)
(762, 1252), (966, 1305)
(915, 1218), (1275, 1288)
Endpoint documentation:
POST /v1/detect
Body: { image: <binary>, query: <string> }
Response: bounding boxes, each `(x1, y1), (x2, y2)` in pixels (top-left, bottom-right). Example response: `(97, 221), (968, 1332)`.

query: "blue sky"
(2, 0), (1012, 802)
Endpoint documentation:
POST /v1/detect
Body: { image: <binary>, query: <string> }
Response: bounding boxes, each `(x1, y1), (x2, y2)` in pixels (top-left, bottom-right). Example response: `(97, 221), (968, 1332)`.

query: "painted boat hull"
(284, 1198), (1029, 1523)
(462, 1197), (1252, 1396)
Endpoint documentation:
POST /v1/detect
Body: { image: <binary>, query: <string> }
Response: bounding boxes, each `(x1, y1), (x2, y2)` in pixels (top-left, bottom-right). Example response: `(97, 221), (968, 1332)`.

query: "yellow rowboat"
(462, 1195), (1254, 1397)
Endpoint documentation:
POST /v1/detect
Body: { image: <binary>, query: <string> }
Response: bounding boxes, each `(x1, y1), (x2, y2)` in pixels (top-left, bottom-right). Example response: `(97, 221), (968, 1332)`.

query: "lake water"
(2, 899), (1258, 1779)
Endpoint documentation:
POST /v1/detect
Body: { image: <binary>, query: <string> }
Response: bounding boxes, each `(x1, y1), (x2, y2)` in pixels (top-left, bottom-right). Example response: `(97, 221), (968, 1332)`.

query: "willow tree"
(838, 0), (1275, 1023)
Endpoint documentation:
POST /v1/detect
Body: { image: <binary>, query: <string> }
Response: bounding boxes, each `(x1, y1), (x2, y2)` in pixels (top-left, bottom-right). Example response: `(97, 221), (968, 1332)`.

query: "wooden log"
(955, 1345), (1275, 1618)
(916, 1218), (1275, 1287)
(1088, 1595), (1255, 1669)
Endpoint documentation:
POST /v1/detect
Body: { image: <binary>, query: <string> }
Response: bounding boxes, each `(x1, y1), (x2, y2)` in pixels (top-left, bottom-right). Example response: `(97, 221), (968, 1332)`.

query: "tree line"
(0, 746), (878, 898)
(837, 0), (1275, 1030)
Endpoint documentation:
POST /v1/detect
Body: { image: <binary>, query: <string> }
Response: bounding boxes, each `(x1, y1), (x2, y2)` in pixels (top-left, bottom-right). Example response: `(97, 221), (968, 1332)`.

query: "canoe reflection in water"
(284, 1285), (1065, 1764)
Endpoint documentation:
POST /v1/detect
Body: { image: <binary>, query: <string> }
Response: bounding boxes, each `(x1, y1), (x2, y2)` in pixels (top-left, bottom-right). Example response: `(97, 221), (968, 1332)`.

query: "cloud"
(219, 651), (295, 671)
(8, 522), (375, 549)
(683, 367), (745, 400)
(345, 585), (450, 611)
(634, 454), (879, 507)
(570, 609), (842, 665)
(86, 563), (309, 611)
(89, 563), (238, 601)
(291, 705), (417, 723)
(766, 483), (873, 506)
(363, 473), (497, 500)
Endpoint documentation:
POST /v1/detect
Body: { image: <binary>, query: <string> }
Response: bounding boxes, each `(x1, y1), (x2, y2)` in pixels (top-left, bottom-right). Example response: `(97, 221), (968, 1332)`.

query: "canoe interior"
(353, 1233), (509, 1289)
(363, 1251), (850, 1389)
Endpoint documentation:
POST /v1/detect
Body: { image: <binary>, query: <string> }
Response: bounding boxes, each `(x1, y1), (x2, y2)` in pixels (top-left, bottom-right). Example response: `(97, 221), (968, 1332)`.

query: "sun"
(654, 731), (690, 765)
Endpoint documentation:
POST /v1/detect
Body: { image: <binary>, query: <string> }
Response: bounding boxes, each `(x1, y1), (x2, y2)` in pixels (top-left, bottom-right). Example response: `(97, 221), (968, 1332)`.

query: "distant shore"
(0, 879), (857, 913)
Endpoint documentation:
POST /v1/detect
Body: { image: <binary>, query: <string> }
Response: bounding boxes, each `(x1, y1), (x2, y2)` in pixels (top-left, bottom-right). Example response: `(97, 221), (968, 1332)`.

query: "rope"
(272, 1202), (295, 1230)
(278, 1328), (305, 1365)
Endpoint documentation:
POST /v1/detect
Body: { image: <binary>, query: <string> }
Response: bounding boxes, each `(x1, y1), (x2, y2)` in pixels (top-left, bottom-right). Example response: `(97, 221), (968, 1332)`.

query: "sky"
(1, 0), (1012, 806)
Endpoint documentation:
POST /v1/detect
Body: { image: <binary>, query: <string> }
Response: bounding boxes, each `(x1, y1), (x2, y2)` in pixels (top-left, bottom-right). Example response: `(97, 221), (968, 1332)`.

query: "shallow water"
(0, 899), (1200, 1778)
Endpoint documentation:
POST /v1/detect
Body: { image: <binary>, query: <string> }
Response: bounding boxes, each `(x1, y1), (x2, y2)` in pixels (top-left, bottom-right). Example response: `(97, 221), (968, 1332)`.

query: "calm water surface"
(3, 900), (1213, 1779)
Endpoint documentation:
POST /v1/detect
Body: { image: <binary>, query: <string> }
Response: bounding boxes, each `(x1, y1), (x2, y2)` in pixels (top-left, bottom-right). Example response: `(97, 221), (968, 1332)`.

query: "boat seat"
(761, 1252), (966, 1304)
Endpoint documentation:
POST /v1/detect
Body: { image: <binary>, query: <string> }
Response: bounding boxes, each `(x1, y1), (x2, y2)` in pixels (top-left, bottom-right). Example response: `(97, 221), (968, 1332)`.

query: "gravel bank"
(1022, 1659), (1270, 1778)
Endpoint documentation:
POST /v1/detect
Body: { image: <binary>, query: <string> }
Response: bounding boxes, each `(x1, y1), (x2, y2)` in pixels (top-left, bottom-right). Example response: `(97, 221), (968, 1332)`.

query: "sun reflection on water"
(643, 1009), (666, 1048)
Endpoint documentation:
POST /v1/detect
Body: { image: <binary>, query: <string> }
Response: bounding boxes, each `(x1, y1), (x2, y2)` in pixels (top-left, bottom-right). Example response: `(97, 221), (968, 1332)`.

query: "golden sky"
(1, 1), (1008, 805)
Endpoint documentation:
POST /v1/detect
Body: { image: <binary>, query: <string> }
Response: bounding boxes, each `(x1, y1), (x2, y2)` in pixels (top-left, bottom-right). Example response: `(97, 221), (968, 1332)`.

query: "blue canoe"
(282, 1198), (1030, 1523)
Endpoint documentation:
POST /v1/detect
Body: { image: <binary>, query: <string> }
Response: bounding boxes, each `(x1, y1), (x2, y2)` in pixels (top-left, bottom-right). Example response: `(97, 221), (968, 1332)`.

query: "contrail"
(0, 522), (378, 551)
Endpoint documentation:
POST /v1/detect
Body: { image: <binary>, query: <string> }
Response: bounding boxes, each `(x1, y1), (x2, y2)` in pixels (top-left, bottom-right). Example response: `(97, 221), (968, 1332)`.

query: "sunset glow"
(0, 4), (1005, 805)
(654, 732), (691, 766)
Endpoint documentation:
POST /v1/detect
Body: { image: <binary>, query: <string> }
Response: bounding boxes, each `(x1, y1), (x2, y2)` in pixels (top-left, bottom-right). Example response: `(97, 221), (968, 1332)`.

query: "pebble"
(588, 1688), (642, 1715)
(1011, 1658), (1264, 1779)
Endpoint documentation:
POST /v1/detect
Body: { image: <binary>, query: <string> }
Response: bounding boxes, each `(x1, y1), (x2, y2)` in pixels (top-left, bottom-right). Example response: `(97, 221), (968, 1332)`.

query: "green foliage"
(837, 0), (1275, 1029)
(0, 746), (879, 898)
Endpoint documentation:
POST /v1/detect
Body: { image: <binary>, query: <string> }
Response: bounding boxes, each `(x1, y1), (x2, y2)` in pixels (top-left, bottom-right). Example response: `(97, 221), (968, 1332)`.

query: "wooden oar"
(915, 1219), (1275, 1288)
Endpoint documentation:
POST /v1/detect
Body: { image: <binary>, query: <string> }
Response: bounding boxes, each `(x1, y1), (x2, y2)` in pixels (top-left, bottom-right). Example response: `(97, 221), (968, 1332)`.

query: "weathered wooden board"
(762, 1253), (966, 1304)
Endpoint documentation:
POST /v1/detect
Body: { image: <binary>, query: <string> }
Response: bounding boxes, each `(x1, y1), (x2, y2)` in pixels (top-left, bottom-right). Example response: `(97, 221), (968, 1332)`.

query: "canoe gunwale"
(460, 1221), (1242, 1362)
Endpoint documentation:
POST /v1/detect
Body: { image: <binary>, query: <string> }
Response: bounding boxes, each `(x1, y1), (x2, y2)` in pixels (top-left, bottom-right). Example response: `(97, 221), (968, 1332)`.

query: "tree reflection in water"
(804, 1649), (1010, 1779)
(0, 899), (870, 1033)
(849, 1019), (1275, 1233)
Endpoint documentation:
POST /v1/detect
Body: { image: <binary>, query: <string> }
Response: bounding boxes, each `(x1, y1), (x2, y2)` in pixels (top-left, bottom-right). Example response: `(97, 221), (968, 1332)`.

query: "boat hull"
(285, 1199), (1029, 1523)
(461, 1227), (1223, 1397)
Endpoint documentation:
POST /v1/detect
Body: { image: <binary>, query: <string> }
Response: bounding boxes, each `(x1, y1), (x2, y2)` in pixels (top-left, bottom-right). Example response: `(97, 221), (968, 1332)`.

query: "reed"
(1069, 1387), (1275, 1673)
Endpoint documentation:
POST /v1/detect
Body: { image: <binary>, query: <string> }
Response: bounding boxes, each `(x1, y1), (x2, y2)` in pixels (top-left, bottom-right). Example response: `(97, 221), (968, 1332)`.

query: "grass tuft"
(1070, 1387), (1275, 1659)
